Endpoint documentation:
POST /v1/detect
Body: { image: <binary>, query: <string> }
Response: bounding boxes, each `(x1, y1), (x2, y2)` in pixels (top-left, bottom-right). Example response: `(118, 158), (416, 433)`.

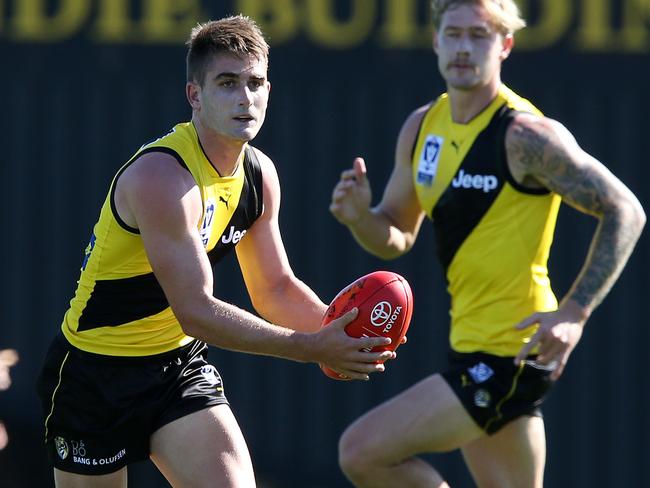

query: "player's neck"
(192, 118), (245, 176)
(447, 79), (501, 125)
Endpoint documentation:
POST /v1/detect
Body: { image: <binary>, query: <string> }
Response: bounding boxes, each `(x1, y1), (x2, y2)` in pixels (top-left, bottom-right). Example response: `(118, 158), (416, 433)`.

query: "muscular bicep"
(119, 153), (213, 323)
(235, 149), (325, 327)
(506, 114), (628, 218)
(235, 154), (292, 294)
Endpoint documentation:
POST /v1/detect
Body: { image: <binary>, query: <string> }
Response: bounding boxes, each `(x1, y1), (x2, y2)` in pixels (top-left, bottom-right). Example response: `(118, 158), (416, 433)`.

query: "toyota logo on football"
(371, 301), (392, 326)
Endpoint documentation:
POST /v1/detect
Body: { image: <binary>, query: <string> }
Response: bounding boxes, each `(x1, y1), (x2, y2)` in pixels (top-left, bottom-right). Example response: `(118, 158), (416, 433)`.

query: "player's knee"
(338, 427), (375, 482)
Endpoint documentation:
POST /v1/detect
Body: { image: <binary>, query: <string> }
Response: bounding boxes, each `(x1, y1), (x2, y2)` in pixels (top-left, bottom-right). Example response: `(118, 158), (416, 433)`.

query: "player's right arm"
(114, 152), (391, 380)
(330, 106), (428, 259)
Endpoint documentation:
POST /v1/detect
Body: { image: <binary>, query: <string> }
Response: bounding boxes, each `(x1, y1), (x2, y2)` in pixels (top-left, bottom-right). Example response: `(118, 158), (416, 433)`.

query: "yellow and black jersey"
(411, 85), (561, 356)
(62, 122), (264, 356)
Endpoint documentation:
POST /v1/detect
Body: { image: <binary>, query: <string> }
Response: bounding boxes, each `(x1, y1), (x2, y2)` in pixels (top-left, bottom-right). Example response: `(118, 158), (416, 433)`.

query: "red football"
(320, 270), (413, 380)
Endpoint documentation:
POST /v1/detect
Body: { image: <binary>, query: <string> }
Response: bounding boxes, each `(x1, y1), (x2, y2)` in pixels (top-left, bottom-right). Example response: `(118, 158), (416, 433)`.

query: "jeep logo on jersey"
(417, 135), (443, 186)
(451, 169), (498, 193)
(221, 226), (246, 245)
(199, 199), (215, 247)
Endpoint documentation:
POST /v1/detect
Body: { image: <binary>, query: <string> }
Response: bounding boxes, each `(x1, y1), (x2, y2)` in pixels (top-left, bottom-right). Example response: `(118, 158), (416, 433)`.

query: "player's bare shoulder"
(115, 151), (200, 229)
(504, 111), (580, 189)
(399, 103), (432, 144)
(395, 102), (433, 164)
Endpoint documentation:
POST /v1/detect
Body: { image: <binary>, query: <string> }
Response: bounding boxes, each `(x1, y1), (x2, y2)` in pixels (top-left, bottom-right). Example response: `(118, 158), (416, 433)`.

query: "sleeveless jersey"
(412, 85), (561, 356)
(61, 122), (264, 356)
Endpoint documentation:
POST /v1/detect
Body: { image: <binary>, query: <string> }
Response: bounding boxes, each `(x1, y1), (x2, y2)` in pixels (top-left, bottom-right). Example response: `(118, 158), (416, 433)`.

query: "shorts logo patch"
(200, 365), (221, 386)
(467, 362), (494, 384)
(55, 436), (69, 460)
(474, 389), (491, 408)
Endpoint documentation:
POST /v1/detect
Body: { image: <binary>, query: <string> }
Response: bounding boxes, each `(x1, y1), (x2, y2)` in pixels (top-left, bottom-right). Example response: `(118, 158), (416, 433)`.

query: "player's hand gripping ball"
(320, 271), (413, 380)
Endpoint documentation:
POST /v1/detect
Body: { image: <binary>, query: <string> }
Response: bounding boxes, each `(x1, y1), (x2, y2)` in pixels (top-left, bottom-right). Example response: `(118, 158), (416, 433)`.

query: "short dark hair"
(185, 15), (269, 85)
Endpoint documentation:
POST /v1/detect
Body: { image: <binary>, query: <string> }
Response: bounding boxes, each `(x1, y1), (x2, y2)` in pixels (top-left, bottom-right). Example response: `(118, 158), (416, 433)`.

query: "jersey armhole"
(244, 146), (264, 219)
(497, 110), (551, 196)
(109, 147), (191, 234)
(409, 109), (429, 162)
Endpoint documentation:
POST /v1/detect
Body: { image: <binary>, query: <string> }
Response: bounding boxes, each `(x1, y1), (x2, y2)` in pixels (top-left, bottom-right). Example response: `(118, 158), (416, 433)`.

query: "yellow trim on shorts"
(483, 361), (525, 432)
(43, 352), (69, 442)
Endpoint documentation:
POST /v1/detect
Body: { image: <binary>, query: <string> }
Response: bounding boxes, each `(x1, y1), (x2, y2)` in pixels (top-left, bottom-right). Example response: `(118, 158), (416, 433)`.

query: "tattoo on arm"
(508, 116), (646, 313)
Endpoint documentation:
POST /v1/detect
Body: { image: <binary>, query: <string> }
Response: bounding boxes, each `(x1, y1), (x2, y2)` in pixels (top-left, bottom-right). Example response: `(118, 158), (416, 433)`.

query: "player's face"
(190, 53), (270, 142)
(434, 4), (512, 91)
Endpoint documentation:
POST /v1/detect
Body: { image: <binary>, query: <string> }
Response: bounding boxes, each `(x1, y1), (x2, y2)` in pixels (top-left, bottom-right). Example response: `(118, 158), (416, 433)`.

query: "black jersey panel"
(207, 146), (264, 265)
(432, 105), (510, 273)
(77, 272), (169, 330)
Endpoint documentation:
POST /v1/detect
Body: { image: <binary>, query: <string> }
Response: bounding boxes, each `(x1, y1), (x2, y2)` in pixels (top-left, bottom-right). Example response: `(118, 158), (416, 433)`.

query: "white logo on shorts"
(474, 389), (491, 408)
(55, 436), (69, 460)
(201, 365), (220, 386)
(468, 362), (494, 384)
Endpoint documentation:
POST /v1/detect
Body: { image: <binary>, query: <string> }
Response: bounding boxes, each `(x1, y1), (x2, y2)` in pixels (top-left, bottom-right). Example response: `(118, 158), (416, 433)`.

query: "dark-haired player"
(37, 15), (393, 488)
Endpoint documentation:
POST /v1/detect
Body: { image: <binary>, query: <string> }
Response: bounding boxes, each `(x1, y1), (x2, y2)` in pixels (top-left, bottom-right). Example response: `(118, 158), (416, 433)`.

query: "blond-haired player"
(331, 1), (645, 486)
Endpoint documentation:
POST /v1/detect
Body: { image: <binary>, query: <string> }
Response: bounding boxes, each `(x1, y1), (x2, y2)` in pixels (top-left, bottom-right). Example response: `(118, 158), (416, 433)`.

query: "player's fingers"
(550, 358), (566, 381)
(336, 362), (385, 380)
(514, 313), (542, 330)
(353, 157), (367, 183)
(400, 336), (408, 345)
(0, 349), (18, 366)
(339, 168), (357, 181)
(536, 337), (564, 364)
(331, 188), (349, 203)
(359, 336), (392, 351)
(514, 335), (539, 365)
(331, 308), (358, 328)
(352, 350), (393, 363)
(348, 361), (386, 375)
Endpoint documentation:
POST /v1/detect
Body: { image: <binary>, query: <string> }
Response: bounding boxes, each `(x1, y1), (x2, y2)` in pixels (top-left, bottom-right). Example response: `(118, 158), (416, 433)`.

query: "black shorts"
(441, 350), (554, 435)
(36, 333), (228, 475)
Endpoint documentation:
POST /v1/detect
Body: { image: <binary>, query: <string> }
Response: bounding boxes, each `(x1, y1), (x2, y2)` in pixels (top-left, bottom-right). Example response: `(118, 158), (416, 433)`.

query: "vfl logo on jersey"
(451, 169), (498, 193)
(199, 199), (216, 247)
(417, 135), (443, 186)
(81, 233), (96, 270)
(221, 225), (246, 245)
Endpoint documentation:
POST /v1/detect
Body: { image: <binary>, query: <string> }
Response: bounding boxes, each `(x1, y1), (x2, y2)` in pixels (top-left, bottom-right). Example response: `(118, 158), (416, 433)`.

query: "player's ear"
(432, 29), (440, 54)
(500, 33), (514, 60)
(186, 81), (201, 111)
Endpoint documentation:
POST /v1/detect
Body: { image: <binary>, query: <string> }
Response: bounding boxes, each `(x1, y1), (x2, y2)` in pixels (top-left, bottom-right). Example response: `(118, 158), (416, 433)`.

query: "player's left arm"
(235, 148), (327, 333)
(507, 113), (646, 378)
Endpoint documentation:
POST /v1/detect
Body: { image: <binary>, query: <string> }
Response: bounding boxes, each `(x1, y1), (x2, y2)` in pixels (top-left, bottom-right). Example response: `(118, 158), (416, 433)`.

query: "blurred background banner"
(1, 1), (648, 486)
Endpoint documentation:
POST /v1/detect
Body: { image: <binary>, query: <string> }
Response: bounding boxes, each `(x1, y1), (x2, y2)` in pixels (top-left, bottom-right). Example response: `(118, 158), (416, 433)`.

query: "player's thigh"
(340, 373), (483, 464)
(461, 414), (546, 488)
(150, 404), (255, 488)
(54, 467), (127, 488)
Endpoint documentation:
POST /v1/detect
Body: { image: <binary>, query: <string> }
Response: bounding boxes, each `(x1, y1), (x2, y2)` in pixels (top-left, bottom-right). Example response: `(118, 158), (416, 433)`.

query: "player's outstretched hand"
(514, 301), (586, 381)
(330, 157), (372, 226)
(314, 308), (394, 380)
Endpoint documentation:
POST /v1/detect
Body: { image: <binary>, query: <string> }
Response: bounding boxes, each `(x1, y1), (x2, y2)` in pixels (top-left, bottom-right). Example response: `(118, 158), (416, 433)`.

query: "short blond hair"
(432, 0), (526, 35)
